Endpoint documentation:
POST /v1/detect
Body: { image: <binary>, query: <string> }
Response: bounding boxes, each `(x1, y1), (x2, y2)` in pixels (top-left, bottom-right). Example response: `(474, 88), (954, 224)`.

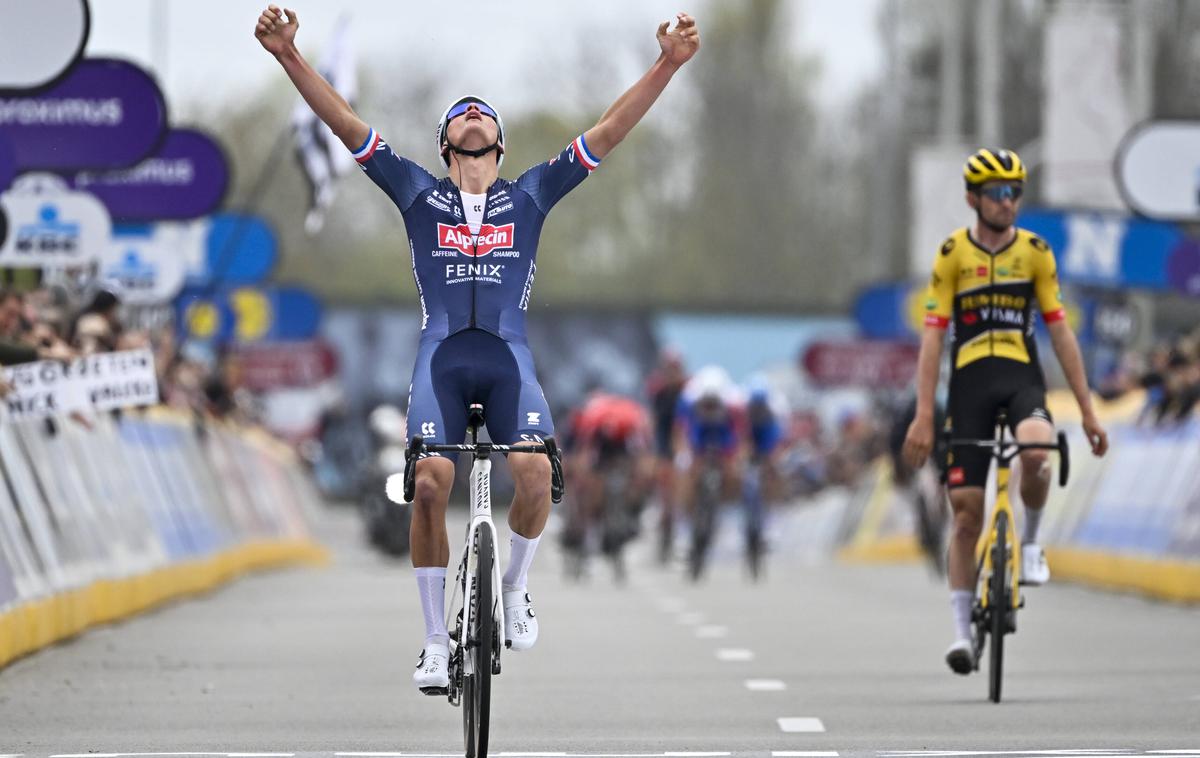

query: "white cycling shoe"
(945, 638), (973, 676)
(503, 588), (538, 651)
(1021, 543), (1051, 586)
(413, 643), (450, 693)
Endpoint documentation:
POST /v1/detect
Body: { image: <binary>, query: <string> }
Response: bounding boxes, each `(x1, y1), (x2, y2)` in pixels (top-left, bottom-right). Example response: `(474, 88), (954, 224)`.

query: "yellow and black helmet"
(963, 148), (1026, 188)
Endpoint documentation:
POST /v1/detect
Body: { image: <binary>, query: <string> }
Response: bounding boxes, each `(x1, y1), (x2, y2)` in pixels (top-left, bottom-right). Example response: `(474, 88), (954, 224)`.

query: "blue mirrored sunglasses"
(446, 100), (498, 122)
(980, 183), (1023, 202)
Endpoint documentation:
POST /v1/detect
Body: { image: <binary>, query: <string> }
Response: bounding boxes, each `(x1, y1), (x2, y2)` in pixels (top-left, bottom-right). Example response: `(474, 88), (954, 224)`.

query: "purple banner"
(69, 128), (230, 221)
(0, 58), (167, 172)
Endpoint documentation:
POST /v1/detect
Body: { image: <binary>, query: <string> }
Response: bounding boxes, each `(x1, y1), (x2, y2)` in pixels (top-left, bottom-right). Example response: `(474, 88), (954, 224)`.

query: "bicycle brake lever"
(544, 437), (565, 504)
(403, 435), (424, 502)
(1057, 431), (1070, 487)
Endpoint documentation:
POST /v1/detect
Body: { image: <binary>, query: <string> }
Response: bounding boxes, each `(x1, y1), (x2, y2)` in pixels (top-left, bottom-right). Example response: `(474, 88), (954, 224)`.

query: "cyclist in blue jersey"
(741, 382), (785, 578)
(256, 4), (700, 693)
(675, 366), (743, 506)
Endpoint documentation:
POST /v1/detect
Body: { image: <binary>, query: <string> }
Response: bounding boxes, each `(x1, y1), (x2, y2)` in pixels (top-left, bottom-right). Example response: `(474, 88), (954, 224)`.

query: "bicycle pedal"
(419, 686), (449, 697)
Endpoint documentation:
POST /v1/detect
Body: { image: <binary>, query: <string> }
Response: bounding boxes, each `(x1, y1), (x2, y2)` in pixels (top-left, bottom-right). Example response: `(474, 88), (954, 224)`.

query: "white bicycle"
(402, 403), (564, 758)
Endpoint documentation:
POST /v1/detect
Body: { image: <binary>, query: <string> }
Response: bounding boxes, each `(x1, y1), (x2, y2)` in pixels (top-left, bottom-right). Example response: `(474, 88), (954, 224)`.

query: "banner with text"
(3, 348), (159, 418)
(69, 128), (230, 221)
(0, 58), (167, 172)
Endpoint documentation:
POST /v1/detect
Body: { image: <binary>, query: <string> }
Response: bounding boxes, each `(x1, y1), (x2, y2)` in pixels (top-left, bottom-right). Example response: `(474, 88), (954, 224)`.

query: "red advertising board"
(226, 340), (338, 391)
(802, 341), (919, 388)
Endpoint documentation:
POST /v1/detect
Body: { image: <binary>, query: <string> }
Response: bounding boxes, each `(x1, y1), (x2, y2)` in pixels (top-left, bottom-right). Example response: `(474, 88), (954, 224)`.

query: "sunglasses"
(980, 183), (1023, 202)
(446, 100), (498, 122)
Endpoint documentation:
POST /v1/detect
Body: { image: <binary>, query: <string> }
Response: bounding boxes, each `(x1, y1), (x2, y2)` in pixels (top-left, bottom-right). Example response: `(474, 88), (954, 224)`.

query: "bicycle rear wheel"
(689, 469), (719, 581)
(988, 510), (1008, 703)
(463, 527), (495, 758)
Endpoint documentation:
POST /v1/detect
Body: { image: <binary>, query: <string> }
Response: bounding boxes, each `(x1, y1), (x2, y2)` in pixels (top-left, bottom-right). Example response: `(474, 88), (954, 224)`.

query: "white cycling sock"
(1023, 507), (1043, 545)
(502, 532), (541, 592)
(415, 567), (449, 648)
(950, 590), (973, 642)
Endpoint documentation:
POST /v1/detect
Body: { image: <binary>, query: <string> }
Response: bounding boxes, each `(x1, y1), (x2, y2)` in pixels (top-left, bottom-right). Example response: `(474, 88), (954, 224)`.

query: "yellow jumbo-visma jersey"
(922, 227), (1065, 370)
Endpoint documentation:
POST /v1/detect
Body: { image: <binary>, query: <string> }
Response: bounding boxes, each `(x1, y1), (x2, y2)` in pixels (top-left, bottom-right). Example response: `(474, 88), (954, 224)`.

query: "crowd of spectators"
(0, 282), (248, 423)
(1097, 327), (1200, 426)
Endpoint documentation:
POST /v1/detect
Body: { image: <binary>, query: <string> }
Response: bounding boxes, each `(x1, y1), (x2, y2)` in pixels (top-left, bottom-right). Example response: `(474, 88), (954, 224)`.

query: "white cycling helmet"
(435, 95), (506, 170)
(688, 365), (735, 403)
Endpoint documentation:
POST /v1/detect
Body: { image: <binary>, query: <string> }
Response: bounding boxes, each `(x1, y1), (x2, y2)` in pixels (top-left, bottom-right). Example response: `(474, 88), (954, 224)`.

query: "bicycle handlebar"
(944, 432), (1071, 487)
(401, 435), (566, 505)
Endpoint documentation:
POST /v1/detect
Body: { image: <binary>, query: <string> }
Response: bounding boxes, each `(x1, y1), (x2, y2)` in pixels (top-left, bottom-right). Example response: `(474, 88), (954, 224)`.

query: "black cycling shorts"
(946, 359), (1053, 489)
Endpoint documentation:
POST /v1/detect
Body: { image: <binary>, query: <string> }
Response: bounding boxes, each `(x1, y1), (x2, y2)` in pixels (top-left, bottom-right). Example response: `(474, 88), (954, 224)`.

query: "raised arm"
(255, 5), (369, 151)
(582, 13), (700, 160)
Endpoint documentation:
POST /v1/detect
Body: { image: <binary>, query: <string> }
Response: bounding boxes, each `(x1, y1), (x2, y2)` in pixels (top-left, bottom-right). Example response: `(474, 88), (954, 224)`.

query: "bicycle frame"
(445, 453), (505, 677)
(951, 424), (1070, 614)
(976, 453), (1022, 613)
(401, 410), (565, 685)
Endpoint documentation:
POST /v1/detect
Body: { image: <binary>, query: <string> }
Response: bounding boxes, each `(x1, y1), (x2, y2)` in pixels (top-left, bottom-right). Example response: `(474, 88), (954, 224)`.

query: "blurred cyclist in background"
(561, 391), (653, 581)
(675, 365), (743, 578)
(645, 348), (688, 563)
(741, 381), (786, 578)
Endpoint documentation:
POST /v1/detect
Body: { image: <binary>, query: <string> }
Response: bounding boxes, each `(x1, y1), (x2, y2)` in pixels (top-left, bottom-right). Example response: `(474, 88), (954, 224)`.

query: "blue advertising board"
(177, 286), (323, 345)
(1020, 209), (1200, 296)
(185, 213), (278, 288)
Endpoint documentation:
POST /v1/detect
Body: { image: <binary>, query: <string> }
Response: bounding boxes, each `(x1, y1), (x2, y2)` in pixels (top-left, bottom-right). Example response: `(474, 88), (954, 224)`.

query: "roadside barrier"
(0, 408), (327, 668)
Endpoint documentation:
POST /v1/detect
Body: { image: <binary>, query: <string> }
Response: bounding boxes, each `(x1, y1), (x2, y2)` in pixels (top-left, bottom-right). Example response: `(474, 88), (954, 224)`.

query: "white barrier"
(0, 408), (327, 668)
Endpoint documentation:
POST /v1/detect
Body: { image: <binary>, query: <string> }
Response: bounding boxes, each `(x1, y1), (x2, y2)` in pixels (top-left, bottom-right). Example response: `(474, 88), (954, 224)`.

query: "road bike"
(688, 450), (723, 581)
(948, 412), (1069, 703)
(742, 456), (767, 581)
(402, 404), (564, 758)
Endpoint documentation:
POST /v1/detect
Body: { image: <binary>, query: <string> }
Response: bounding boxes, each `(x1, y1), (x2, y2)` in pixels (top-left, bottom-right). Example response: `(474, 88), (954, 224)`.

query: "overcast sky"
(84, 0), (884, 115)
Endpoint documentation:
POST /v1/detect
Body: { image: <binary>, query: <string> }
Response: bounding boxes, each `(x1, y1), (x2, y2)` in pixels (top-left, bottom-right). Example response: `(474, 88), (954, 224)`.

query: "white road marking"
(663, 753), (733, 756)
(228, 754), (296, 757)
(695, 625), (729, 639)
(716, 647), (755, 661)
(745, 678), (788, 691)
(499, 754), (570, 756)
(777, 716), (826, 733)
(677, 611), (706, 625)
(883, 748), (1132, 753)
(1149, 753), (1200, 755)
(772, 752), (840, 757)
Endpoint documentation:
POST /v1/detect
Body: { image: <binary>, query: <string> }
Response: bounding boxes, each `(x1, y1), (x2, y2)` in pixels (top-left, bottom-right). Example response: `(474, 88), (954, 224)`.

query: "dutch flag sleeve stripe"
(572, 135), (600, 172)
(352, 128), (381, 164)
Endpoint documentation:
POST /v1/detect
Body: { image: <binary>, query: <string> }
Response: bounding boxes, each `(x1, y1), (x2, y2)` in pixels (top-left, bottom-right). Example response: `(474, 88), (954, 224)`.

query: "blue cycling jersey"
(676, 397), (739, 454)
(352, 128), (600, 344)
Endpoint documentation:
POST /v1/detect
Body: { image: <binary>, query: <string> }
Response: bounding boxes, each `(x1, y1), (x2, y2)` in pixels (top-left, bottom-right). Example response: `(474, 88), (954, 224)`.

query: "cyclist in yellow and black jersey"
(902, 148), (1109, 678)
(925, 225), (1063, 374)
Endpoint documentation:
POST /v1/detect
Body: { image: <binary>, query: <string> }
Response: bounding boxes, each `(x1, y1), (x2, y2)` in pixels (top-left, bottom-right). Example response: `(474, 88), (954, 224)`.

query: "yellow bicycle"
(950, 413), (1069, 703)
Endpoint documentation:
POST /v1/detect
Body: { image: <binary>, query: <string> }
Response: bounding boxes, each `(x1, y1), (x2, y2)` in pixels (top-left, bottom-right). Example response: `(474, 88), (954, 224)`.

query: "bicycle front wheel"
(988, 510), (1008, 703)
(464, 527), (495, 758)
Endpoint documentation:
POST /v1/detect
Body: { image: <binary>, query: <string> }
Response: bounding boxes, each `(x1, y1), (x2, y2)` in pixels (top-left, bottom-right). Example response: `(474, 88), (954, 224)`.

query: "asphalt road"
(2, 502), (1198, 757)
